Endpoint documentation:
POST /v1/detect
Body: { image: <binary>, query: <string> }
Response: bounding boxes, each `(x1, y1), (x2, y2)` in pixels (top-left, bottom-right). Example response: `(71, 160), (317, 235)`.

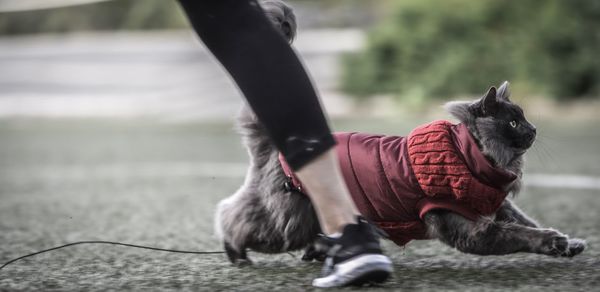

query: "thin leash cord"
(0, 241), (225, 272)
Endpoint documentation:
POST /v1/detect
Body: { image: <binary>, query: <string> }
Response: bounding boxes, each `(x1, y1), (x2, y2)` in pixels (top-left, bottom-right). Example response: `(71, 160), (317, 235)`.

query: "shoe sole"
(312, 254), (393, 288)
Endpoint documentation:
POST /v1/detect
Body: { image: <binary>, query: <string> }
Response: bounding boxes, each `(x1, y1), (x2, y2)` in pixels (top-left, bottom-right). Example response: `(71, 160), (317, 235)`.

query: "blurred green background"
(1, 0), (598, 102)
(342, 0), (600, 101)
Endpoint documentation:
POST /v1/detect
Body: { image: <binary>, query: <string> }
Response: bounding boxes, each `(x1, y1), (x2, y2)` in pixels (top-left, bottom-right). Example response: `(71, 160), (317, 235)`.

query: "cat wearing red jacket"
(215, 0), (586, 265)
(216, 80), (586, 265)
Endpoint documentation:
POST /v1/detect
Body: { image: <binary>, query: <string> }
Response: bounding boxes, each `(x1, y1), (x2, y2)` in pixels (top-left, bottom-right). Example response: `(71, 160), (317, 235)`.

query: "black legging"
(177, 0), (335, 170)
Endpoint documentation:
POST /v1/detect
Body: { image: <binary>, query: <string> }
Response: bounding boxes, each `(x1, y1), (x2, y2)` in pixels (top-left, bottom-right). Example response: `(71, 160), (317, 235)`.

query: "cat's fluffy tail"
(214, 107), (275, 242)
(236, 107), (278, 169)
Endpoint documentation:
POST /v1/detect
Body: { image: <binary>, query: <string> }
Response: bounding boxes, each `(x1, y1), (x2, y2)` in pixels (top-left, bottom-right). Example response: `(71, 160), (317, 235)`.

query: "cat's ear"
(481, 86), (499, 115)
(445, 86), (501, 121)
(497, 81), (511, 101)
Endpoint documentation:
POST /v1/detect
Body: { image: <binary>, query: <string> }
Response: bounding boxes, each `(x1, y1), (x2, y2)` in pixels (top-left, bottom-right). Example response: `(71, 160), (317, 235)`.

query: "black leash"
(0, 241), (225, 272)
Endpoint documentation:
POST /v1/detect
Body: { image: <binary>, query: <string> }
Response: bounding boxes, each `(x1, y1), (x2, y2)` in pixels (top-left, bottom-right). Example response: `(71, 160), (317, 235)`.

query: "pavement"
(0, 118), (598, 291)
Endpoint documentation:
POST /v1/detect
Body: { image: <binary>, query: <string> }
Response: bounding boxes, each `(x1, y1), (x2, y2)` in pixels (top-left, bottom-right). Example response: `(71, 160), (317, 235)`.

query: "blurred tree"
(342, 0), (600, 100)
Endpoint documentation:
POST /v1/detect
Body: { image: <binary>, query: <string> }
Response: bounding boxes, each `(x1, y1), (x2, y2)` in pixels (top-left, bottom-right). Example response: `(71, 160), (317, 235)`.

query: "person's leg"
(177, 0), (391, 286)
(295, 150), (359, 234)
(176, 0), (358, 234)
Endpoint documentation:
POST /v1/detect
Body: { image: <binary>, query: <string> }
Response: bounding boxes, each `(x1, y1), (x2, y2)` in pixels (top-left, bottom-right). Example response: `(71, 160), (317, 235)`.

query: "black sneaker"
(312, 216), (393, 288)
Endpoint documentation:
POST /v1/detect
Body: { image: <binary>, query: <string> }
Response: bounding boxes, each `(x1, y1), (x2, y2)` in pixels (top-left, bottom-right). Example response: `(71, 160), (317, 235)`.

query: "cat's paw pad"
(561, 238), (586, 257)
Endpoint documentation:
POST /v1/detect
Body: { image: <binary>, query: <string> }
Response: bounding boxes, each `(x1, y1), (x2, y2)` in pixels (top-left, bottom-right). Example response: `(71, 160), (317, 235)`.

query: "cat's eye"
(509, 120), (518, 128)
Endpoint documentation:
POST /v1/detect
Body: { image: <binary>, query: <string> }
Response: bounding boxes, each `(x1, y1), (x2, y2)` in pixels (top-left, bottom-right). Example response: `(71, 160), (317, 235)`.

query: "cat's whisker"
(537, 132), (560, 141)
(536, 138), (558, 158)
(530, 144), (548, 167)
(532, 139), (551, 158)
(530, 139), (557, 168)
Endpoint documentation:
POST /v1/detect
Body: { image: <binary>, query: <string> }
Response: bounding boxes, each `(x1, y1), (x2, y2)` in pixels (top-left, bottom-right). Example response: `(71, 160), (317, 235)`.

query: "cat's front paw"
(538, 231), (586, 257)
(538, 230), (569, 256)
(561, 238), (586, 257)
(301, 244), (327, 262)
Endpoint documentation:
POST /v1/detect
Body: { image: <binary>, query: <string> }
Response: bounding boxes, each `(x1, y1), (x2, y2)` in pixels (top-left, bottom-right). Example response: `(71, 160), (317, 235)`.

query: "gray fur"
(216, 106), (320, 264)
(423, 211), (586, 257)
(215, 6), (586, 263)
(260, 0), (297, 42)
(495, 199), (539, 228)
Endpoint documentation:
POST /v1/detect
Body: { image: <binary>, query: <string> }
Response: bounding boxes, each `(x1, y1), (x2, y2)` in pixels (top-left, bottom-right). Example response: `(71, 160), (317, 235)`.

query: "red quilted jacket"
(279, 120), (517, 246)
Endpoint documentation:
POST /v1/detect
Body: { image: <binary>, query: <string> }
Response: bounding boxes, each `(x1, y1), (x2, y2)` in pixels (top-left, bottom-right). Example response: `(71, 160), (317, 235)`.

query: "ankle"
(320, 212), (357, 235)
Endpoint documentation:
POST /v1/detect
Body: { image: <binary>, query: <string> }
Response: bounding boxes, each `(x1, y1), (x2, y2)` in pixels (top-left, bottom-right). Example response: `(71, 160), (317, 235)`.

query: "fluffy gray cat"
(215, 0), (586, 265)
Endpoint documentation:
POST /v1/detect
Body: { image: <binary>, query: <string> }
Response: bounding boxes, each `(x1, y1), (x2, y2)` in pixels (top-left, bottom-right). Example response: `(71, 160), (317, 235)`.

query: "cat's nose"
(525, 129), (536, 145)
(529, 125), (537, 138)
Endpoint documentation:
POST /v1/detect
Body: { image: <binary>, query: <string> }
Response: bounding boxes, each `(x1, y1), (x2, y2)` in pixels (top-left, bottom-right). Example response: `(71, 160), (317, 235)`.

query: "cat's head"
(444, 81), (536, 166)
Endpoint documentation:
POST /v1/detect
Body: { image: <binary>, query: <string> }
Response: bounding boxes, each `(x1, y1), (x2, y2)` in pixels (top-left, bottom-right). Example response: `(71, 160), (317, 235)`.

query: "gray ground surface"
(0, 118), (598, 291)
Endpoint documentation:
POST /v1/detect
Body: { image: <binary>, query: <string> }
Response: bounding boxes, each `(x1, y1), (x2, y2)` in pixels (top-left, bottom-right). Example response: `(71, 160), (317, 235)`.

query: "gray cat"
(215, 0), (586, 265)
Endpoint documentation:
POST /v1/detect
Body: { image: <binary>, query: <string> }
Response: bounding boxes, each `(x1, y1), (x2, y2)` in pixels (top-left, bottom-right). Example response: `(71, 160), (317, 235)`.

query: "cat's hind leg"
(215, 187), (262, 265)
(224, 241), (252, 266)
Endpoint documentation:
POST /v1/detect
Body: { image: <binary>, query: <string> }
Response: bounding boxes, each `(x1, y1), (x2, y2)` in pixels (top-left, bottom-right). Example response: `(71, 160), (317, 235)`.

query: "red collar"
(279, 153), (304, 193)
